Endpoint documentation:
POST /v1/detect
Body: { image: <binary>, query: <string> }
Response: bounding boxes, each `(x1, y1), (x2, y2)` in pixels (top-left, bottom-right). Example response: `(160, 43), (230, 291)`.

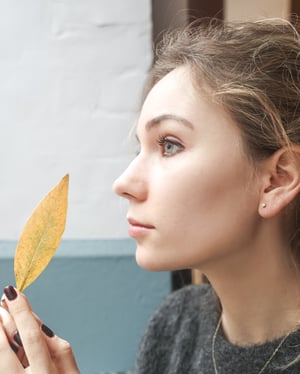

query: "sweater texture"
(136, 284), (300, 373)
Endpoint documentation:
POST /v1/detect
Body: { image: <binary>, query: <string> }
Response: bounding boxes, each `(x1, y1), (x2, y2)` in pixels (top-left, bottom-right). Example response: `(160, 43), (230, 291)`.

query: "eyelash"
(157, 135), (184, 156)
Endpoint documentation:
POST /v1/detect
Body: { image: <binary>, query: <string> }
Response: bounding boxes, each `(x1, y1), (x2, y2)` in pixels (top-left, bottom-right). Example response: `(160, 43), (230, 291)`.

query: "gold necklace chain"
(211, 316), (294, 374)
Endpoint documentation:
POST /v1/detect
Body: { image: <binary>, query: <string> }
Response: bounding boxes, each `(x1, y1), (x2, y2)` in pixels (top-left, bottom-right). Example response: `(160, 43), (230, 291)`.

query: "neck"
(203, 234), (300, 346)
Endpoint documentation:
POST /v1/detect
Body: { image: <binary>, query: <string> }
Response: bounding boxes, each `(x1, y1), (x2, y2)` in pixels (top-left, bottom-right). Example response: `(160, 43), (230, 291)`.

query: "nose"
(113, 157), (148, 202)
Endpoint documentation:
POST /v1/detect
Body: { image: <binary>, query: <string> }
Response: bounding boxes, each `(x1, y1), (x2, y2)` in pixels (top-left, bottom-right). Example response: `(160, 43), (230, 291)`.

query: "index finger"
(3, 286), (54, 372)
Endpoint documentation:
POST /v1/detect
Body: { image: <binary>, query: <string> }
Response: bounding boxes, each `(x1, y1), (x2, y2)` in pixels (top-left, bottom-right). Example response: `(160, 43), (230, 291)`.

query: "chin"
(135, 246), (184, 272)
(136, 253), (163, 272)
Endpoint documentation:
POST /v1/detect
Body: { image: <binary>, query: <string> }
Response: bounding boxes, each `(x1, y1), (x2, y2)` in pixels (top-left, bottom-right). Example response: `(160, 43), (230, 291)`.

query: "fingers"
(0, 306), (20, 346)
(26, 313), (79, 372)
(37, 322), (80, 373)
(0, 318), (23, 373)
(3, 286), (80, 374)
(1, 295), (8, 311)
(0, 306), (28, 367)
(44, 334), (80, 373)
(3, 286), (56, 373)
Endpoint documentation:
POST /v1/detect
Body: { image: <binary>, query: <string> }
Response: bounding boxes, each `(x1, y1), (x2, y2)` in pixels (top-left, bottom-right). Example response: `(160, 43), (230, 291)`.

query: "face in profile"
(113, 67), (262, 273)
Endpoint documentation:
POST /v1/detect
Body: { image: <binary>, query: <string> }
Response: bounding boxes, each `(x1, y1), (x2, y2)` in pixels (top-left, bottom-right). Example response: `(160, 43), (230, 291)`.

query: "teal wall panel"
(0, 239), (171, 373)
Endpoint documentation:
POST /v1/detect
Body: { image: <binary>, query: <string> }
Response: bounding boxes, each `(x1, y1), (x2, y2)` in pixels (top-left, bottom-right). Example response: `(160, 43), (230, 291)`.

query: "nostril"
(122, 191), (135, 199)
(112, 178), (130, 200)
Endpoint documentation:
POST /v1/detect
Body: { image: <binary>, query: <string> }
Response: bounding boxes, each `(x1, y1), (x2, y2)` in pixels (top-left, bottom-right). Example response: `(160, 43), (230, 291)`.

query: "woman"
(1, 17), (300, 373)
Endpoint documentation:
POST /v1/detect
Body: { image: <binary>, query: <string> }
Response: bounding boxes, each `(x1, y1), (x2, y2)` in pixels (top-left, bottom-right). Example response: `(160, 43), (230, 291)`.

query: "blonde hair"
(145, 17), (300, 263)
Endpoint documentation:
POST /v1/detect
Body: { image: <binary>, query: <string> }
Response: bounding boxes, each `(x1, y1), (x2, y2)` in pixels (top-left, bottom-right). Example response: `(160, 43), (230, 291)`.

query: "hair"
(144, 17), (300, 267)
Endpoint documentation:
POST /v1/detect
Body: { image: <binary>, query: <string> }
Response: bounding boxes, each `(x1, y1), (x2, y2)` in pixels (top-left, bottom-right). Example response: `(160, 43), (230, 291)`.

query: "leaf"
(14, 174), (69, 291)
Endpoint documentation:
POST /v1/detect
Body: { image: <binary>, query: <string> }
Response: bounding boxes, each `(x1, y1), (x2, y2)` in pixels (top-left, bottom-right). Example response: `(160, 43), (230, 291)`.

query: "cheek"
(155, 157), (245, 217)
(159, 163), (257, 244)
(136, 150), (260, 271)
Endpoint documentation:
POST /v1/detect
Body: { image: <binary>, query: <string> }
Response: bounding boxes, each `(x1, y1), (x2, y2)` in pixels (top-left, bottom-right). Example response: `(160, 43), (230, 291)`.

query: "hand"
(0, 286), (80, 373)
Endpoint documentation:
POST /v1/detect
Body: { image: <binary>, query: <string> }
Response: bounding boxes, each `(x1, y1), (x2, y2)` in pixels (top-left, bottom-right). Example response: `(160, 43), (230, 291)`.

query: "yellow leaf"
(14, 174), (69, 291)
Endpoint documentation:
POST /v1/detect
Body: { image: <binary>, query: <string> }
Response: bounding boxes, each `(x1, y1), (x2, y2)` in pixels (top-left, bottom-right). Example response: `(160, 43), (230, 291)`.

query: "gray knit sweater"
(136, 284), (300, 373)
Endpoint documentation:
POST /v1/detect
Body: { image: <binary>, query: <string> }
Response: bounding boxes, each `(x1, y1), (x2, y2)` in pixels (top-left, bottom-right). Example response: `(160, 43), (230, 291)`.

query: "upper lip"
(127, 217), (155, 229)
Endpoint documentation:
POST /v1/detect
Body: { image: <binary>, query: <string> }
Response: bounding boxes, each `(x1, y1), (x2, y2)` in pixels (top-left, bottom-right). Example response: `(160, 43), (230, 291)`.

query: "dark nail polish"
(9, 342), (19, 354)
(14, 332), (23, 347)
(41, 324), (54, 338)
(3, 286), (17, 301)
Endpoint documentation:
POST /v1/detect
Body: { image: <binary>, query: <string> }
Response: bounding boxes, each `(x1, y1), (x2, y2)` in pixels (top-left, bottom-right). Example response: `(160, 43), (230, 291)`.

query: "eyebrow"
(145, 114), (194, 131)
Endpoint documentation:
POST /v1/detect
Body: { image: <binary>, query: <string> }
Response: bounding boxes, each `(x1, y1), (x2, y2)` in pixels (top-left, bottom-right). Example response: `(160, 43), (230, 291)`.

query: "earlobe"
(259, 148), (300, 218)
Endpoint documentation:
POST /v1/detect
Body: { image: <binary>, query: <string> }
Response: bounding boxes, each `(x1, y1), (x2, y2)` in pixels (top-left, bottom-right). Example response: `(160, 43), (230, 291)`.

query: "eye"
(157, 136), (184, 156)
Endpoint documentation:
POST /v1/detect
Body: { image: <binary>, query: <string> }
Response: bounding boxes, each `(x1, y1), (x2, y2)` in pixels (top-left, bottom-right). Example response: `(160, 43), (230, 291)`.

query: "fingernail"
(41, 324), (54, 338)
(9, 342), (19, 354)
(13, 332), (23, 347)
(3, 286), (17, 301)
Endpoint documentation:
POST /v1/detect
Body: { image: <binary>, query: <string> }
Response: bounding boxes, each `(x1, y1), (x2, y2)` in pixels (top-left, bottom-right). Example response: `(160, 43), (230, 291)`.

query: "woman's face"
(113, 67), (262, 272)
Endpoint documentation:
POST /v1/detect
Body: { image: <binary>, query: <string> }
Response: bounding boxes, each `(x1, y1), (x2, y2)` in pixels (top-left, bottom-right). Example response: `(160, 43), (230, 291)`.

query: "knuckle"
(24, 329), (41, 345)
(56, 338), (73, 355)
(9, 298), (33, 324)
(10, 300), (28, 316)
(11, 307), (31, 325)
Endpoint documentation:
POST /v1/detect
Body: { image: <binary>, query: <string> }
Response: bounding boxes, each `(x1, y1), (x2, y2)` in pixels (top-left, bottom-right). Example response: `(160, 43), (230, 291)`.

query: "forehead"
(140, 67), (197, 120)
(138, 67), (238, 137)
(136, 67), (250, 162)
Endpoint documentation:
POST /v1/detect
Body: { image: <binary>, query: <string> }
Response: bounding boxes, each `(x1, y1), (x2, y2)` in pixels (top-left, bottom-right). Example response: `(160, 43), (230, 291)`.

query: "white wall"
(0, 0), (152, 240)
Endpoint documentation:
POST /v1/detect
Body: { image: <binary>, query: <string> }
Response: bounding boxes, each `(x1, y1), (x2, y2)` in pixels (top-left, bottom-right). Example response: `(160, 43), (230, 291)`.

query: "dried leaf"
(14, 174), (69, 291)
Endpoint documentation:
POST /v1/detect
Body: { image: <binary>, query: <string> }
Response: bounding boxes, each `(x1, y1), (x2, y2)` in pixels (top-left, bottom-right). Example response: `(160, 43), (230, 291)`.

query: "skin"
(114, 67), (269, 272)
(0, 289), (79, 373)
(113, 66), (300, 345)
(113, 67), (262, 272)
(1, 65), (300, 371)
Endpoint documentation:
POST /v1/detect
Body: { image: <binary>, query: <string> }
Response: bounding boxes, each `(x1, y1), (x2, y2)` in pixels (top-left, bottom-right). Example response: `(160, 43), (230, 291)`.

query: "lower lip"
(128, 225), (154, 238)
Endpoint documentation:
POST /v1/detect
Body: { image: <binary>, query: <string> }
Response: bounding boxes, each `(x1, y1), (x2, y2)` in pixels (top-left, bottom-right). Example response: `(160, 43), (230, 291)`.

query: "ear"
(259, 147), (300, 218)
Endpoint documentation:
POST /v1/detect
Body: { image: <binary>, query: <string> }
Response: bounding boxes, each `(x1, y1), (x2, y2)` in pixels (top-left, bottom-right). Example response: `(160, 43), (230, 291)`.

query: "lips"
(127, 217), (155, 238)
(127, 217), (155, 229)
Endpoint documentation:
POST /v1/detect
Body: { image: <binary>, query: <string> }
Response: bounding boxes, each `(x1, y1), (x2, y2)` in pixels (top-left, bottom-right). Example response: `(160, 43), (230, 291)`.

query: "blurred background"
(0, 1), (298, 373)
